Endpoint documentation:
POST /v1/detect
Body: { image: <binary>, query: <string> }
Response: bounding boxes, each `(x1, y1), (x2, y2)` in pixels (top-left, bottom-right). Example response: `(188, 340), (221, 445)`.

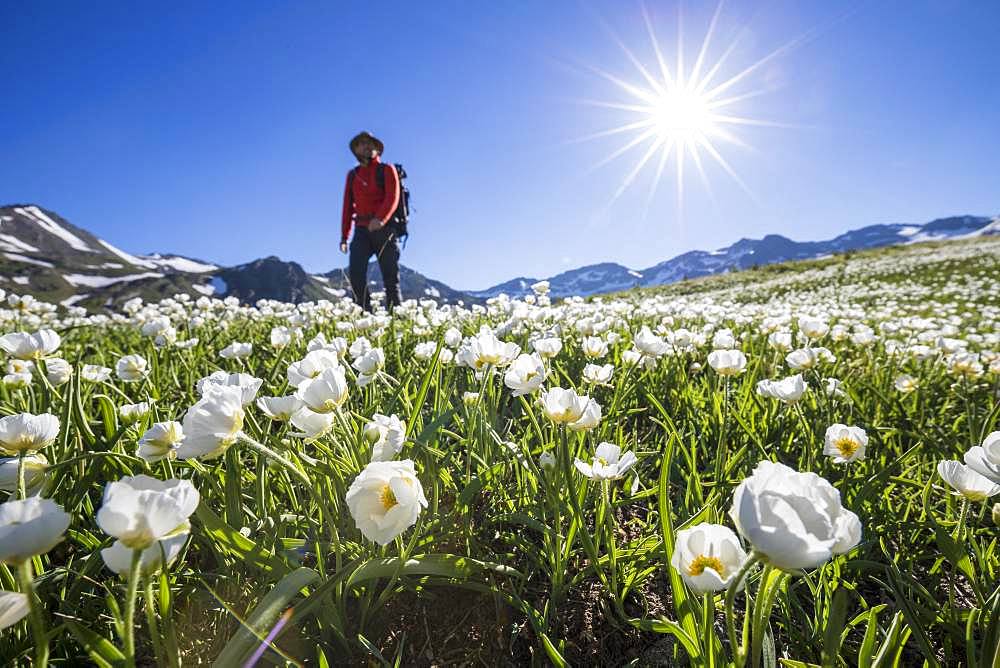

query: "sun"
(574, 2), (807, 216)
(651, 88), (713, 141)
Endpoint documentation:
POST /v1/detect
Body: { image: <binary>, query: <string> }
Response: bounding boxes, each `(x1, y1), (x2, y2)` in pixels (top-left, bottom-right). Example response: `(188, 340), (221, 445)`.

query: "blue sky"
(2, 1), (998, 290)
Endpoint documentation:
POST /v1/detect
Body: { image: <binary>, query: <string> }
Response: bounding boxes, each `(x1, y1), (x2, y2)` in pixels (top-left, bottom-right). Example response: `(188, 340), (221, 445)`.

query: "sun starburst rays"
(577, 2), (791, 215)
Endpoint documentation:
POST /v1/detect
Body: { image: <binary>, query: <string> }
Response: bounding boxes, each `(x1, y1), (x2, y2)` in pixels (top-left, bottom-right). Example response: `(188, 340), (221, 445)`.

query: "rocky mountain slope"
(0, 204), (466, 309)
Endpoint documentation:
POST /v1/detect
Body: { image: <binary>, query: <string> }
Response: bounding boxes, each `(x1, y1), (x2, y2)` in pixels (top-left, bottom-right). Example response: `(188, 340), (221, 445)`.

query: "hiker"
(340, 131), (402, 312)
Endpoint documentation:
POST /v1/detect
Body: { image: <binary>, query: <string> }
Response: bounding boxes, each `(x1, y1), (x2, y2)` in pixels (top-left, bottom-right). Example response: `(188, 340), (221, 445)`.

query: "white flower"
(707, 349), (747, 376)
(365, 413), (406, 462)
(568, 398), (602, 431)
(965, 431), (1000, 484)
(538, 387), (601, 431)
(296, 366), (350, 413)
(823, 424), (868, 464)
(196, 371), (263, 406)
(532, 337), (562, 359)
(346, 459), (428, 545)
(0, 330), (61, 360)
(97, 475), (198, 575)
(633, 326), (668, 358)
(2, 373), (31, 390)
(756, 374), (808, 404)
(119, 401), (151, 425)
(462, 391), (480, 406)
(712, 329), (737, 349)
(938, 461), (1000, 501)
(349, 336), (372, 360)
(0, 498), (71, 563)
(730, 460), (861, 570)
(824, 378), (847, 399)
(352, 348), (386, 383)
(413, 341), (438, 361)
(219, 342), (252, 359)
(6, 359), (33, 375)
(100, 532), (189, 576)
(582, 363), (614, 386)
(289, 407), (336, 440)
(786, 348), (821, 370)
(581, 336), (608, 359)
(799, 318), (829, 340)
(503, 353), (547, 396)
(177, 385), (245, 460)
(539, 451), (556, 469)
(256, 395), (304, 422)
(137, 422), (183, 463)
(539, 387), (587, 424)
(81, 364), (112, 383)
(444, 327), (463, 348)
(287, 350), (342, 388)
(270, 326), (293, 349)
(0, 453), (48, 495)
(97, 475), (198, 549)
(670, 524), (749, 594)
(574, 442), (637, 480)
(0, 590), (29, 630)
(768, 331), (793, 352)
(43, 358), (73, 385)
(456, 326), (521, 370)
(116, 354), (149, 382)
(894, 374), (918, 393)
(0, 413), (60, 454)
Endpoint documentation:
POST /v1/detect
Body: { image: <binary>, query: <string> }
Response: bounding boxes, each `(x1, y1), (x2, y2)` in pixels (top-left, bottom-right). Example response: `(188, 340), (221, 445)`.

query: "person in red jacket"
(340, 131), (401, 312)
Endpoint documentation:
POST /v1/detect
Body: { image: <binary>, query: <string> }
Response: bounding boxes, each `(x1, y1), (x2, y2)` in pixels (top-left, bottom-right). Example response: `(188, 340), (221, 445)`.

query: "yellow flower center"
(834, 436), (859, 458)
(687, 555), (725, 577)
(596, 457), (609, 467)
(379, 484), (398, 511)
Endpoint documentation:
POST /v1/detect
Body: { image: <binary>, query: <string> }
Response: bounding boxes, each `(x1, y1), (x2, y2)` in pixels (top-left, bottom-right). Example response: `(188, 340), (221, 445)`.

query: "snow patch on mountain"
(143, 254), (218, 273)
(210, 276), (228, 295)
(96, 239), (159, 269)
(60, 293), (90, 307)
(63, 272), (164, 288)
(0, 234), (39, 253)
(4, 253), (55, 268)
(15, 206), (96, 252)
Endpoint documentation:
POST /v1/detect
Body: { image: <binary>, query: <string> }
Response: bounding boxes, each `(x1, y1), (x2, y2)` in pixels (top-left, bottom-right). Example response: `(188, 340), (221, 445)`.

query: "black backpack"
(350, 162), (410, 243)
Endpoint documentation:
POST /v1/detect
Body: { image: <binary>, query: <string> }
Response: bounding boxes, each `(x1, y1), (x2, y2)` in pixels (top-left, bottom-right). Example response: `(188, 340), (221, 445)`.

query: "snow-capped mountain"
(0, 204), (468, 309)
(471, 214), (1000, 298)
(1, 203), (996, 309)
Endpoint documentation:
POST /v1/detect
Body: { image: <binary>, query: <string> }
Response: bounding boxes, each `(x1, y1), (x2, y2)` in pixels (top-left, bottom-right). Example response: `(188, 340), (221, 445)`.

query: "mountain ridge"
(1, 203), (997, 308)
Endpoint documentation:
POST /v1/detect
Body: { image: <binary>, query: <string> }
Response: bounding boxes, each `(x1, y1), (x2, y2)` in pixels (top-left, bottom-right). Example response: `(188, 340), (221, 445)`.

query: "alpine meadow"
(0, 233), (999, 666)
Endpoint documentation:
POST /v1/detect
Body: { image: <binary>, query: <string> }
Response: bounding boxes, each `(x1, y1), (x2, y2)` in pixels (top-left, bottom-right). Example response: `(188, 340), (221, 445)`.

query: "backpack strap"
(375, 163), (385, 190)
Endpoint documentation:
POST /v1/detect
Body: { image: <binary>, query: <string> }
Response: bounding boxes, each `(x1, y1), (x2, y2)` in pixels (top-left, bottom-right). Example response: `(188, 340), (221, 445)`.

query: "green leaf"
(539, 633), (568, 668)
(66, 622), (127, 668)
(212, 567), (320, 667)
(821, 586), (849, 667)
(345, 554), (522, 590)
(934, 525), (976, 583)
(195, 503), (288, 575)
(627, 617), (700, 659)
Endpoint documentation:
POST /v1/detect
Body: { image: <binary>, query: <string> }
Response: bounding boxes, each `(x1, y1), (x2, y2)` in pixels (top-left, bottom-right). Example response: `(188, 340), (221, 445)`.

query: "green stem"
(17, 450), (26, 499)
(724, 553), (761, 668)
(239, 434), (312, 488)
(18, 560), (49, 667)
(124, 549), (142, 665)
(144, 578), (165, 667)
(953, 498), (970, 542)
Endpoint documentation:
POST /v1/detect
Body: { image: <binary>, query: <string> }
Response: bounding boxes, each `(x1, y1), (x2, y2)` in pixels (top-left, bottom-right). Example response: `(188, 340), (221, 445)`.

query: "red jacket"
(341, 156), (400, 243)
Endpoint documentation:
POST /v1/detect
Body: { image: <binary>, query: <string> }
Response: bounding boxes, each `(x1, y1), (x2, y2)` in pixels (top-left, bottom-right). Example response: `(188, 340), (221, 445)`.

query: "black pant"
(348, 226), (401, 312)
